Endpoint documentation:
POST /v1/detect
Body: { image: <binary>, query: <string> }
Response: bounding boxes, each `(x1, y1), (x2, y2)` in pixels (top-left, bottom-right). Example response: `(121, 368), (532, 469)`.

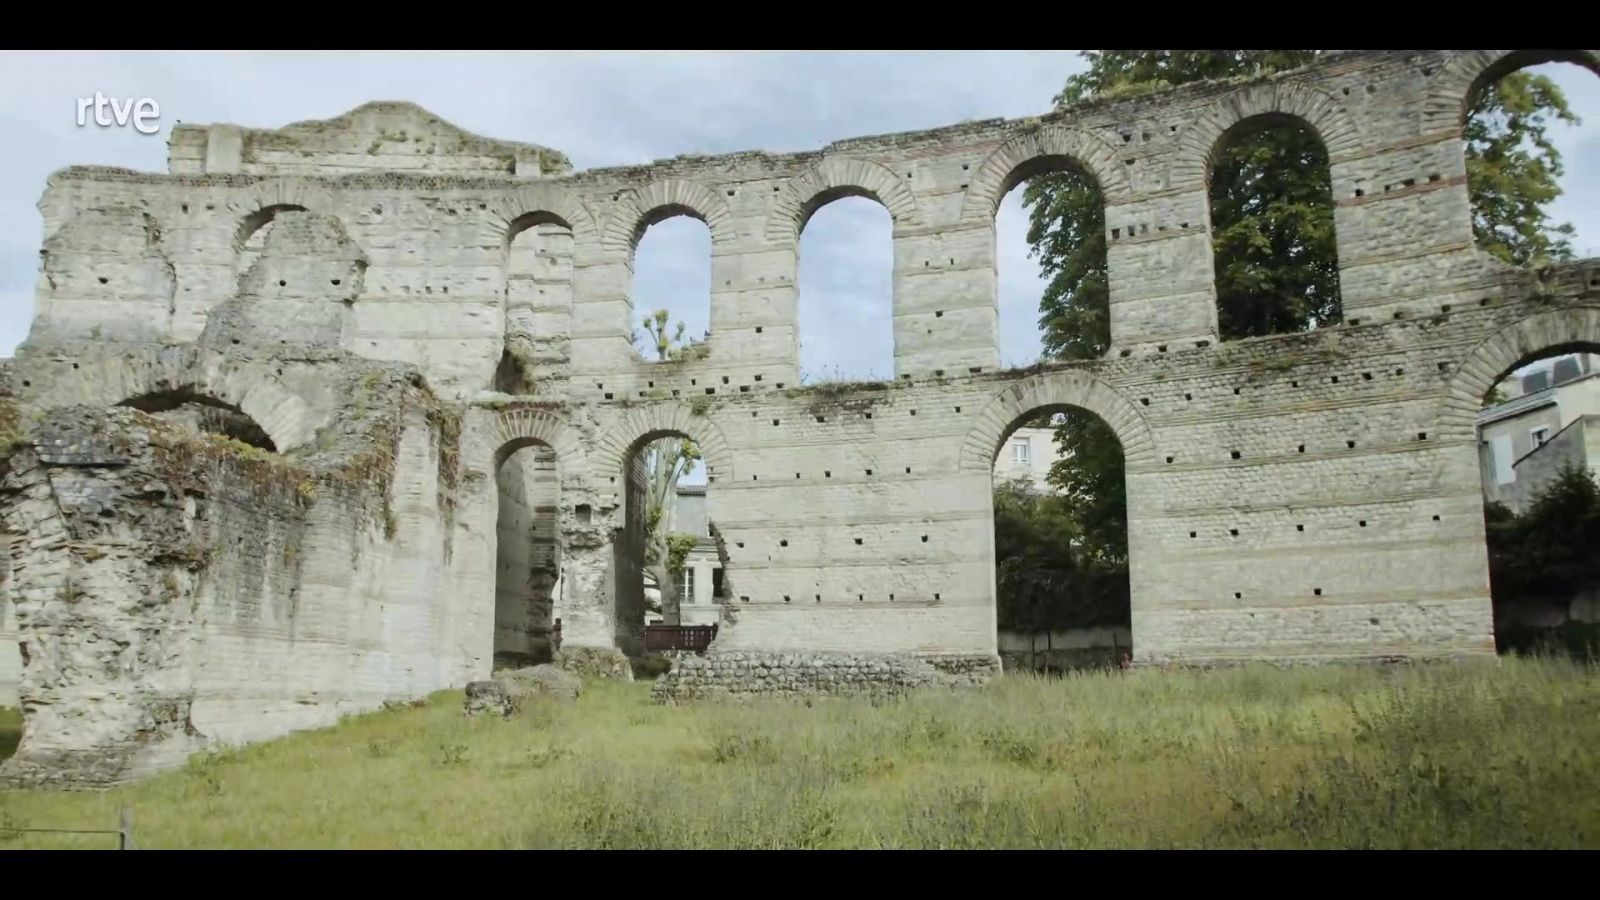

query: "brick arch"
(959, 370), (1158, 473)
(491, 406), (584, 469)
(961, 125), (1132, 222)
(482, 184), (601, 252)
(44, 204), (164, 249)
(1421, 50), (1600, 136)
(237, 179), (339, 246)
(599, 179), (736, 256)
(767, 156), (919, 244)
(57, 350), (334, 452)
(1438, 305), (1600, 438)
(589, 403), (735, 494)
(1167, 81), (1362, 190)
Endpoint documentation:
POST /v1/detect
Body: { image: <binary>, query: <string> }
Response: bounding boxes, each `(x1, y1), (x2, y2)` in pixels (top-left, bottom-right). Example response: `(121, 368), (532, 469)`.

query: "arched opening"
(631, 208), (711, 362)
(1475, 343), (1600, 659)
(235, 204), (307, 277)
(797, 192), (893, 383)
(497, 212), (576, 394)
(494, 438), (563, 669)
(998, 155), (1109, 365)
(1207, 113), (1342, 341)
(617, 430), (723, 660)
(990, 404), (1130, 675)
(1462, 53), (1599, 266)
(117, 387), (277, 452)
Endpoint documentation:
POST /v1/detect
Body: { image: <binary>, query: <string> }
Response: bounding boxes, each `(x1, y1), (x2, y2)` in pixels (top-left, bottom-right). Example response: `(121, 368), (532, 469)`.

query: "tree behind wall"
(993, 478), (1128, 632)
(639, 309), (703, 625)
(1485, 464), (1600, 655)
(1009, 50), (1581, 629)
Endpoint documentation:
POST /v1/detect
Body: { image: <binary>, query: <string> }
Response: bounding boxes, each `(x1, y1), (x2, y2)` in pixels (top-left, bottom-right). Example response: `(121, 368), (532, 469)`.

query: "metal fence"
(643, 624), (718, 653)
(1, 807), (136, 849)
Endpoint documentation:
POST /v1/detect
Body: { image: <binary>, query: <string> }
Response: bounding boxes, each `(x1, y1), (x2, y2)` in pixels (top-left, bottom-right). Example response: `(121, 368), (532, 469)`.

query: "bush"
(630, 653), (672, 680)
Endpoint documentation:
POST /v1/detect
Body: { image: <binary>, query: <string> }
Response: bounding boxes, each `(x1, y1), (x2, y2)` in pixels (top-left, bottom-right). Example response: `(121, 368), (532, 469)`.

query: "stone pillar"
(1104, 194), (1220, 354)
(892, 223), (998, 379)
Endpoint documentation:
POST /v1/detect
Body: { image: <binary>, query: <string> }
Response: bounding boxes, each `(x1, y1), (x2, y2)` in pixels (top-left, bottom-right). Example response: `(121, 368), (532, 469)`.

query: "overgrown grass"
(3, 657), (1599, 848)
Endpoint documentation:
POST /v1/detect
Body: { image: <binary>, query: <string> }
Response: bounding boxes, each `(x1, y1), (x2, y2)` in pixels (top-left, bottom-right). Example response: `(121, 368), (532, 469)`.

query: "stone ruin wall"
(2, 49), (1600, 784)
(0, 355), (485, 785)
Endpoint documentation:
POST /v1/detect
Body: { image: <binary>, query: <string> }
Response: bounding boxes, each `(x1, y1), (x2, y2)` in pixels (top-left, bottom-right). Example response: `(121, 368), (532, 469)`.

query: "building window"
(1013, 438), (1030, 465)
(1490, 434), (1515, 485)
(1531, 426), (1550, 448)
(680, 566), (695, 602)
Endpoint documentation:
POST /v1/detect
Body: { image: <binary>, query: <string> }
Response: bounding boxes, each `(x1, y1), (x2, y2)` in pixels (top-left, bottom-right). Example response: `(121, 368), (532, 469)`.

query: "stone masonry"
(2, 50), (1599, 784)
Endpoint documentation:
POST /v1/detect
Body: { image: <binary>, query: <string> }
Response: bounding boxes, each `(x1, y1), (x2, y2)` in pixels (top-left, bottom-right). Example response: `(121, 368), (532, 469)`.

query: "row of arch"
(41, 51), (1594, 370)
(25, 301), (1597, 669)
(32, 299), (1595, 481)
(489, 303), (1600, 487)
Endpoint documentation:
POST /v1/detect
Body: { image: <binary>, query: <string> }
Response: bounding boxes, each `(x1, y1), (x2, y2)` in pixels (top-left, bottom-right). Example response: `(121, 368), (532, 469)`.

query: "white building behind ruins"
(1477, 353), (1600, 513)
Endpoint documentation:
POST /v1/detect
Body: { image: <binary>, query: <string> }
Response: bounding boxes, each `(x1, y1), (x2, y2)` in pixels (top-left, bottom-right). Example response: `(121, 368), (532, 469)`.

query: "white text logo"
(76, 92), (160, 135)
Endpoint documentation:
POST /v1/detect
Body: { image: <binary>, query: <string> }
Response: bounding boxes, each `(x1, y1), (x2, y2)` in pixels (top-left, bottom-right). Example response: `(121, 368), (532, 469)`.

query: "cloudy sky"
(0, 51), (1595, 383)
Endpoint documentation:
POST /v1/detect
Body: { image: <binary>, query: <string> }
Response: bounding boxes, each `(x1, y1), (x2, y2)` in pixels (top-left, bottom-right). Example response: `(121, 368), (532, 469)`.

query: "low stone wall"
(649, 650), (999, 703)
(921, 653), (1003, 686)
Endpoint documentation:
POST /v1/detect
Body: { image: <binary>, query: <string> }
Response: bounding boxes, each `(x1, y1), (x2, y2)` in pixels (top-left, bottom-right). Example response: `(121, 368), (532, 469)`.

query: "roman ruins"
(2, 49), (1597, 785)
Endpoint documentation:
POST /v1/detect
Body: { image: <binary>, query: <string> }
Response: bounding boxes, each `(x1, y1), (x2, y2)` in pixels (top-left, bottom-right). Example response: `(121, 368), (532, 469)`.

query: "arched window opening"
(1474, 345), (1600, 658)
(999, 155), (1108, 366)
(235, 204), (307, 276)
(1463, 55), (1599, 266)
(494, 439), (562, 669)
(498, 213), (575, 394)
(991, 405), (1130, 675)
(620, 432), (721, 660)
(632, 212), (711, 362)
(797, 194), (892, 383)
(1208, 113), (1341, 341)
(118, 387), (277, 452)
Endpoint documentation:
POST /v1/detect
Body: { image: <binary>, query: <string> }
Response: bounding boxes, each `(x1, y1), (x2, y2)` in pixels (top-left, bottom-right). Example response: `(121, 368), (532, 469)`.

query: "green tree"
(1466, 71), (1581, 266)
(1485, 465), (1600, 656)
(992, 478), (1128, 632)
(1487, 465), (1600, 607)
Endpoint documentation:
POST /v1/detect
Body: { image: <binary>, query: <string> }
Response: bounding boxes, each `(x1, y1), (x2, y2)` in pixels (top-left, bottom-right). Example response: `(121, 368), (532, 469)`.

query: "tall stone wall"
(3, 49), (1600, 782)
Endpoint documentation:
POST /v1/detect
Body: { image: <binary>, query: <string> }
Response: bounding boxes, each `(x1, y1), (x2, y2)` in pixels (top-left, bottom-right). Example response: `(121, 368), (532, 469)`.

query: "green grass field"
(3, 656), (1599, 849)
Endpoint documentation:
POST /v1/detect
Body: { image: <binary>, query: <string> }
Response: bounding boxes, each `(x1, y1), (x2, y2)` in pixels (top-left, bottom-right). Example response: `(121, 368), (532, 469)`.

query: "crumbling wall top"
(167, 100), (573, 179)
